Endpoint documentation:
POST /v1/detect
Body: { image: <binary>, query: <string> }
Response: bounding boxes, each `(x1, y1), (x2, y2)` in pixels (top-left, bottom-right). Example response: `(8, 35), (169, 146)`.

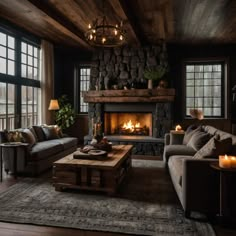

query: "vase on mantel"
(148, 80), (153, 89)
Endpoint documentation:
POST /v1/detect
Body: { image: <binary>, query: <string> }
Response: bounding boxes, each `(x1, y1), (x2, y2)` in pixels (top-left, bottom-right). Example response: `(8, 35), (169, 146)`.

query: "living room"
(0, 0), (236, 236)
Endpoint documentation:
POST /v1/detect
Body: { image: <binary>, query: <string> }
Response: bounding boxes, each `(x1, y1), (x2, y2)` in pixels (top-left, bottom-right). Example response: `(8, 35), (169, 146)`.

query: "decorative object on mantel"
(84, 0), (125, 47)
(144, 65), (167, 89)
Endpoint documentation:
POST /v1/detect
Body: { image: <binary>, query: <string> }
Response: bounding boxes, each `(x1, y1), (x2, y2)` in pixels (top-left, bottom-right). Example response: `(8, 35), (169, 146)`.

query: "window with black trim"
(21, 41), (39, 80)
(0, 26), (41, 130)
(79, 67), (90, 113)
(0, 32), (15, 76)
(185, 61), (225, 118)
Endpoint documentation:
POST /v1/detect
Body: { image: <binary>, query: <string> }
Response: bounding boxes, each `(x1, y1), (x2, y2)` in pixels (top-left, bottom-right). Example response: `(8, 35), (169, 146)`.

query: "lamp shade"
(48, 99), (59, 110)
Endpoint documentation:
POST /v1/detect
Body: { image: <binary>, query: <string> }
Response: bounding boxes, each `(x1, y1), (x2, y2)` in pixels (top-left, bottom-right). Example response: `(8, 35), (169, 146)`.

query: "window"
(0, 32), (15, 76)
(0, 82), (15, 129)
(185, 61), (225, 118)
(0, 26), (41, 130)
(21, 41), (39, 80)
(21, 86), (39, 127)
(79, 67), (90, 113)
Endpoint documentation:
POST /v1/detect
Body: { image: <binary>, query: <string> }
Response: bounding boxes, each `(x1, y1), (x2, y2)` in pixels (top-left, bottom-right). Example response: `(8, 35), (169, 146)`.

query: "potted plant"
(55, 95), (76, 130)
(143, 65), (167, 89)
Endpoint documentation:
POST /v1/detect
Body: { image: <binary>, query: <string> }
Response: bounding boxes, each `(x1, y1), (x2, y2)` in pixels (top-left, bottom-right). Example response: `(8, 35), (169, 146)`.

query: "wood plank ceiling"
(0, 0), (236, 50)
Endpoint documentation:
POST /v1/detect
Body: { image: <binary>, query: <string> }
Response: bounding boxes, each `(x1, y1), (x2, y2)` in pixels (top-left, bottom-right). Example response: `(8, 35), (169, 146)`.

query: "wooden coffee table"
(52, 145), (133, 195)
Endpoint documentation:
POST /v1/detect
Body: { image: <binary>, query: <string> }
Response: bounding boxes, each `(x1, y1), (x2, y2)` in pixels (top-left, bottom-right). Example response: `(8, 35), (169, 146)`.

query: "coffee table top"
(54, 145), (133, 169)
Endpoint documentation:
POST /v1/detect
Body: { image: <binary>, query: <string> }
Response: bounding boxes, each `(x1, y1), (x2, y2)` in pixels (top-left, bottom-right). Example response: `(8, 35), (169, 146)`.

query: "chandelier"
(85, 16), (125, 47)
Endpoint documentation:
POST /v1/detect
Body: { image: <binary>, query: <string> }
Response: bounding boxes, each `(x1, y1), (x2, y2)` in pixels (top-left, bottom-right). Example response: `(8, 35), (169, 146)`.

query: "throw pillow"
(32, 126), (45, 142)
(29, 127), (38, 141)
(6, 130), (23, 142)
(42, 126), (59, 140)
(21, 128), (36, 148)
(182, 125), (201, 145)
(187, 130), (212, 151)
(194, 136), (232, 159)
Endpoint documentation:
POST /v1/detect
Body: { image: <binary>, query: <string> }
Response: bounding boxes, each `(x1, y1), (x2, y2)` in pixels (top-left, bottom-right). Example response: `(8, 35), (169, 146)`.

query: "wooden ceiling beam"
(27, 0), (92, 50)
(118, 0), (148, 46)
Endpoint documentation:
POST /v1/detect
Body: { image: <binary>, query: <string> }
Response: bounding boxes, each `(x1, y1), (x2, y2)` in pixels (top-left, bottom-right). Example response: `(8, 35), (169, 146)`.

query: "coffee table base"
(52, 148), (132, 195)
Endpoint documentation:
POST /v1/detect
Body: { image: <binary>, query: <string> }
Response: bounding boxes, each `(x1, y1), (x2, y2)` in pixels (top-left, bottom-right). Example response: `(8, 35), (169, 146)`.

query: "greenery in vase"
(55, 95), (76, 130)
(143, 65), (167, 81)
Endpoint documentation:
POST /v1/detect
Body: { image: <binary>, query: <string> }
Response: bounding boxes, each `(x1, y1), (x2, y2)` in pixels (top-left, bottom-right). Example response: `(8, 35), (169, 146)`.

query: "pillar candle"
(219, 155), (231, 168)
(230, 156), (236, 168)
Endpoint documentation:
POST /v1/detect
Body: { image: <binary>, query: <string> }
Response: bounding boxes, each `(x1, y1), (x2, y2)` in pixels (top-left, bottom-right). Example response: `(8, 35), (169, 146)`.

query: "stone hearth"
(83, 89), (174, 155)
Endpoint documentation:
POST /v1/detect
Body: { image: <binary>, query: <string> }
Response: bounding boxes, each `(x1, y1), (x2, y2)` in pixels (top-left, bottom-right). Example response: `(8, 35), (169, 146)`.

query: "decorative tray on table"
(73, 146), (108, 160)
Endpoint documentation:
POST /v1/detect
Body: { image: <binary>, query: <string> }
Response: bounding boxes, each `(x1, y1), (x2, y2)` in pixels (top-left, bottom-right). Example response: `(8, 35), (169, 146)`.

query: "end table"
(0, 142), (29, 181)
(210, 162), (236, 221)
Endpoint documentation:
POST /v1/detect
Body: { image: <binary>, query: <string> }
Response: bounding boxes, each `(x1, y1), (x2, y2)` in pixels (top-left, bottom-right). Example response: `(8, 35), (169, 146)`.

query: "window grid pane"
(80, 67), (90, 113)
(0, 32), (15, 76)
(185, 63), (223, 117)
(21, 42), (39, 80)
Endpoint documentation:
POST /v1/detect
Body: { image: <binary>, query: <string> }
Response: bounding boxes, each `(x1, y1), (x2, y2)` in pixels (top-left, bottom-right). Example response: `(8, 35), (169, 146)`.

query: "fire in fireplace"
(104, 112), (152, 136)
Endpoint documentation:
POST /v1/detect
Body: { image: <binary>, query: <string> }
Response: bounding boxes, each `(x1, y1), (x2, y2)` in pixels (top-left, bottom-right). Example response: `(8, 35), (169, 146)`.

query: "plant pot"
(148, 80), (153, 89)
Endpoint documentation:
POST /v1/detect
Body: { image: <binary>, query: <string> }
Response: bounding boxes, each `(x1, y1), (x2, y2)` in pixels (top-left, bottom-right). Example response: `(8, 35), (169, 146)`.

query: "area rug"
(0, 159), (215, 236)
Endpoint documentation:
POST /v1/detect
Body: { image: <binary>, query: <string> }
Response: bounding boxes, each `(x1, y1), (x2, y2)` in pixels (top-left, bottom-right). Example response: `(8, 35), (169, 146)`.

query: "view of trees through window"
(185, 62), (224, 117)
(0, 29), (40, 130)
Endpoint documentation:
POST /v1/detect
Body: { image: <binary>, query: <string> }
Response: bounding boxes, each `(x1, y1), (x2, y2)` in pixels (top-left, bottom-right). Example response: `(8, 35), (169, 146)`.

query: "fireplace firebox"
(104, 112), (152, 136)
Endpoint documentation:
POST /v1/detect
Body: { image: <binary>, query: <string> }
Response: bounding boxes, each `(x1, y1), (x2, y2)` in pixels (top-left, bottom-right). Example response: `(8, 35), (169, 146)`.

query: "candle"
(230, 156), (236, 168)
(175, 125), (182, 131)
(219, 155), (231, 168)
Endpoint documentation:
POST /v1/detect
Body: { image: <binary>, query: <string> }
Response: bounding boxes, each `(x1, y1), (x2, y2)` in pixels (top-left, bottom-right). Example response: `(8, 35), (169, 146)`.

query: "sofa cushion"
(164, 145), (196, 162)
(32, 126), (45, 142)
(194, 136), (232, 159)
(168, 155), (192, 186)
(187, 130), (212, 151)
(183, 125), (201, 145)
(21, 128), (36, 148)
(55, 137), (78, 150)
(42, 126), (59, 140)
(29, 140), (64, 161)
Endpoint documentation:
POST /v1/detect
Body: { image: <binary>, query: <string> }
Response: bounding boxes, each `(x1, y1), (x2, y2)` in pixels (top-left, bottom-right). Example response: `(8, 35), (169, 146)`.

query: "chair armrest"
(182, 158), (219, 214)
(170, 132), (184, 145)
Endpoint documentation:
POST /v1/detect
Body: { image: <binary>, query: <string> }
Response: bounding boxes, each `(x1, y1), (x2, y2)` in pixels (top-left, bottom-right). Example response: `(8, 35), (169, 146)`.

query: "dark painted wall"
(168, 43), (236, 132)
(54, 44), (236, 135)
(54, 47), (92, 142)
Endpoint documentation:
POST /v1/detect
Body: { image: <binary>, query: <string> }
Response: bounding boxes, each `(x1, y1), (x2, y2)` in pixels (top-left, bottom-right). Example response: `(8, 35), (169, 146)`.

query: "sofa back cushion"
(183, 125), (201, 145)
(187, 130), (212, 151)
(193, 135), (232, 159)
(42, 125), (60, 140)
(21, 128), (37, 148)
(32, 126), (45, 142)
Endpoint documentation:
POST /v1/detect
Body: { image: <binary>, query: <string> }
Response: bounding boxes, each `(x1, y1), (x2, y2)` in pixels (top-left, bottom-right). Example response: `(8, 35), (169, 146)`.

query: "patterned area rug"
(0, 159), (215, 236)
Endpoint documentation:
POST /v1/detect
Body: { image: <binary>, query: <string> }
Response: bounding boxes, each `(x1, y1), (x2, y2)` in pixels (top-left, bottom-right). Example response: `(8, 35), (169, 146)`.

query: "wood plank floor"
(0, 156), (235, 236)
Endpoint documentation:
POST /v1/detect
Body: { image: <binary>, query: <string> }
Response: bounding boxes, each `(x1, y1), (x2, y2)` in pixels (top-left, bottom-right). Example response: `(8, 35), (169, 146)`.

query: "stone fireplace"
(83, 89), (175, 155)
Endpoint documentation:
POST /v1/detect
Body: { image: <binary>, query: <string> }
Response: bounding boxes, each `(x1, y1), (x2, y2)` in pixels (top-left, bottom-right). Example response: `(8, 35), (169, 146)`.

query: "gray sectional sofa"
(1, 125), (78, 176)
(163, 125), (236, 217)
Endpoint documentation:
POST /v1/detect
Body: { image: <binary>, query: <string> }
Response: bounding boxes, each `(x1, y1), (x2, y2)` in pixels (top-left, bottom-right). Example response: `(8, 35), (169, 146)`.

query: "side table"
(0, 142), (29, 181)
(210, 162), (236, 220)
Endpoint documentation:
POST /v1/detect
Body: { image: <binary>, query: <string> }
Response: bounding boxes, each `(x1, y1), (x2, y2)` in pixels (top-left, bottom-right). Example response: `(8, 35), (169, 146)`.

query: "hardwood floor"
(0, 157), (235, 236)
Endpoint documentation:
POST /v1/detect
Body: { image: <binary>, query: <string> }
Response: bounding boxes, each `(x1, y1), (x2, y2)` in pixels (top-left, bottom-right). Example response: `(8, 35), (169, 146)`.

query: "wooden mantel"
(83, 88), (175, 103)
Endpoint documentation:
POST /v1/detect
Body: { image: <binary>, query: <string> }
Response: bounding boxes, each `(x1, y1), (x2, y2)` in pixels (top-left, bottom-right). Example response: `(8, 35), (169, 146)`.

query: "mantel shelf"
(83, 88), (175, 103)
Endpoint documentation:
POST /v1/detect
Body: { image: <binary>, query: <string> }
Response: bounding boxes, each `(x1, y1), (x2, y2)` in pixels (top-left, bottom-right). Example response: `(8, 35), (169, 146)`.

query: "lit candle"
(219, 155), (231, 168)
(230, 156), (236, 168)
(175, 125), (182, 131)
